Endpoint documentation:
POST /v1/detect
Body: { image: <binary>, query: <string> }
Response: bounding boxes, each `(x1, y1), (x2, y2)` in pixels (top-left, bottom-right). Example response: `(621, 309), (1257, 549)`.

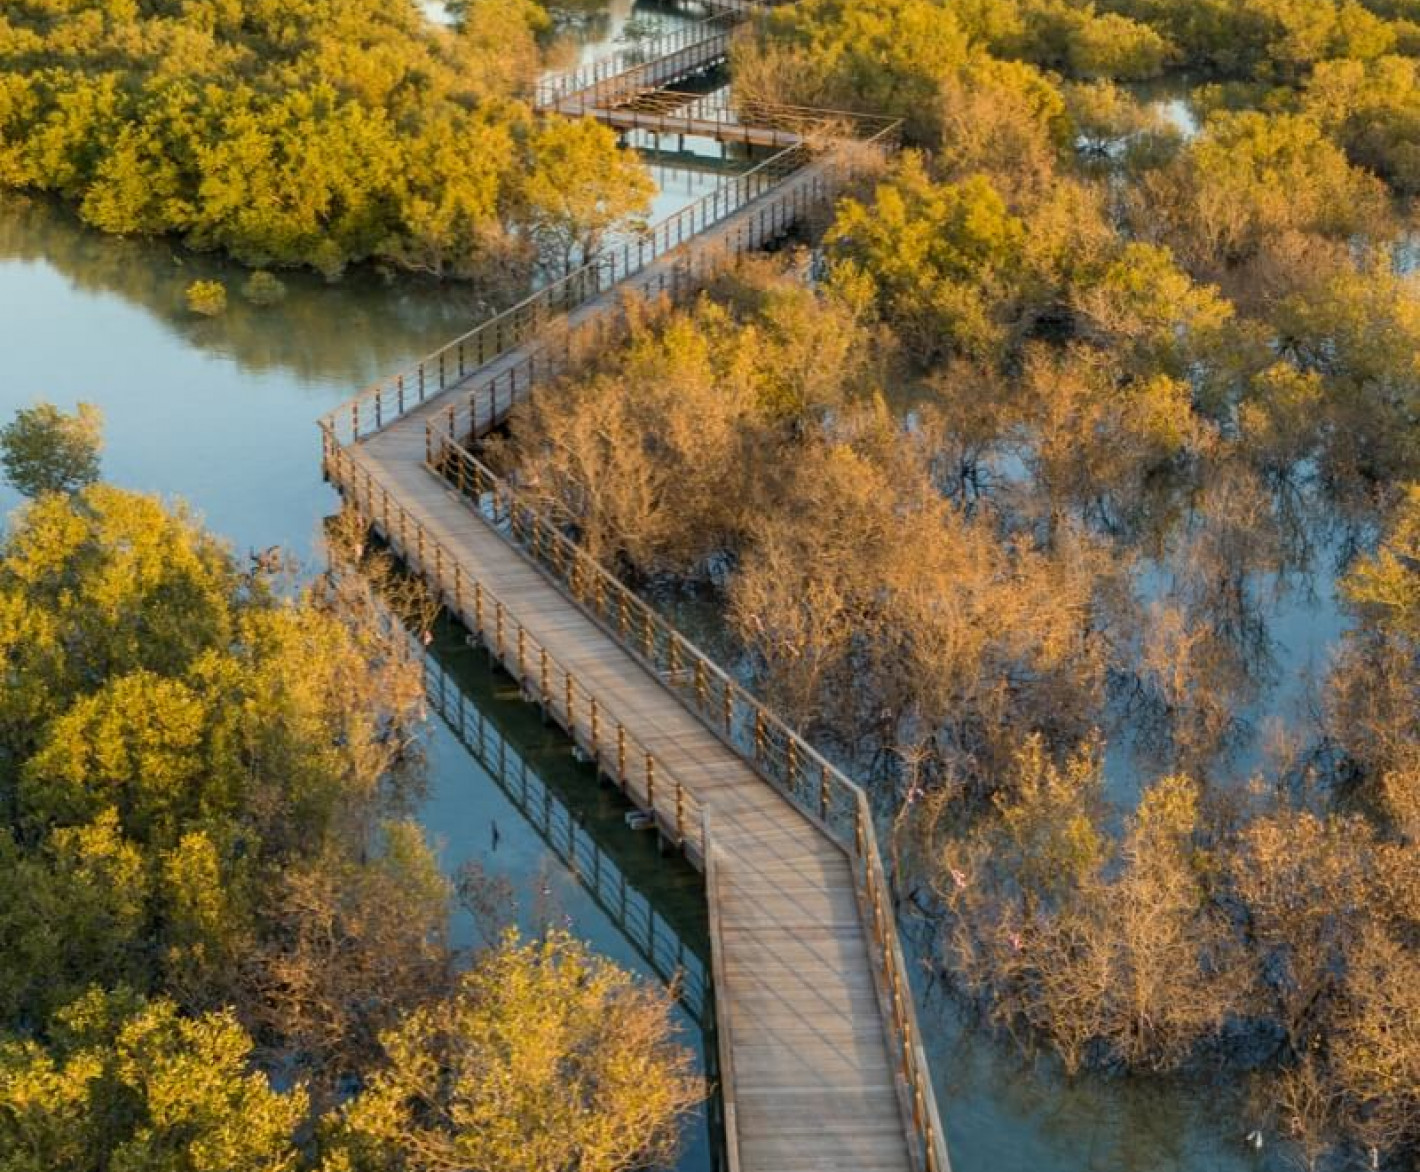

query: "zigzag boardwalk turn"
(321, 12), (949, 1172)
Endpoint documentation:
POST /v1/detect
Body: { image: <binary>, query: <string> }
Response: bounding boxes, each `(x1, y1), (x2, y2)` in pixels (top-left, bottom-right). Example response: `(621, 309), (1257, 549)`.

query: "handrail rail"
(702, 811), (743, 1172)
(426, 432), (950, 1172)
(317, 139), (811, 447)
(534, 11), (740, 109)
(324, 443), (708, 869)
(423, 653), (710, 1023)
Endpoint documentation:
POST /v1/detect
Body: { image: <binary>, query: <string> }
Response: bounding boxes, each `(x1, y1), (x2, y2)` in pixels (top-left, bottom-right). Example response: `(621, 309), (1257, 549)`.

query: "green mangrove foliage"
(0, 451), (699, 1170)
(0, 0), (652, 281)
(0, 401), (103, 499)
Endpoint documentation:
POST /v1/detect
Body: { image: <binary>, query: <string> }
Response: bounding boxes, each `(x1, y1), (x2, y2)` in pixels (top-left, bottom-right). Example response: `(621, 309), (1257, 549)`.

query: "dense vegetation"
(0, 0), (653, 282)
(494, 0), (1420, 1164)
(0, 406), (699, 1172)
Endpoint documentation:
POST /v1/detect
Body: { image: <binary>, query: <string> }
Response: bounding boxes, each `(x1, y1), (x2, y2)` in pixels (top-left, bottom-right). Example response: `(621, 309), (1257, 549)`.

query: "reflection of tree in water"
(1116, 463), (1363, 783)
(0, 196), (507, 390)
(910, 923), (1254, 1172)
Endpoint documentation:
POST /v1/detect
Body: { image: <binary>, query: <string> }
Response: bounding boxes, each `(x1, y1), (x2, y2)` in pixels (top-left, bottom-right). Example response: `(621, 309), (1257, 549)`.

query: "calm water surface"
(0, 41), (1298, 1172)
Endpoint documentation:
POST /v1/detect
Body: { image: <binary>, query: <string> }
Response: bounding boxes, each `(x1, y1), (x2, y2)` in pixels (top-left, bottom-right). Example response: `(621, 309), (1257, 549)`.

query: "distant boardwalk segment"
(319, 9), (950, 1171)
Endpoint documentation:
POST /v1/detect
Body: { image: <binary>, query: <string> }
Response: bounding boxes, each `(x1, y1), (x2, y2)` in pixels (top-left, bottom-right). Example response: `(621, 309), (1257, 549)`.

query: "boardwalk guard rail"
(426, 433), (952, 1172)
(535, 12), (738, 110)
(423, 655), (710, 1023)
(317, 139), (814, 450)
(326, 444), (709, 871)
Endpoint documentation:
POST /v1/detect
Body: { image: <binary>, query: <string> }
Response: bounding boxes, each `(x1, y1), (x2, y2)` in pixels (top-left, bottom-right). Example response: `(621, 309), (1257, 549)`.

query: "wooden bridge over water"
(321, 7), (949, 1171)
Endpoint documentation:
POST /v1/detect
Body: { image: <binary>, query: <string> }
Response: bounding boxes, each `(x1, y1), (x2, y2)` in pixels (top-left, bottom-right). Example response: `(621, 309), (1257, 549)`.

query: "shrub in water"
(185, 280), (228, 317)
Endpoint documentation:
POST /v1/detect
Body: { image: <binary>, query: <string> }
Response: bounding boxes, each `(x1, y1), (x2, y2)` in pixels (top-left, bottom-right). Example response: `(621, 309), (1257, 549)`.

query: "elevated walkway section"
(320, 16), (946, 1172)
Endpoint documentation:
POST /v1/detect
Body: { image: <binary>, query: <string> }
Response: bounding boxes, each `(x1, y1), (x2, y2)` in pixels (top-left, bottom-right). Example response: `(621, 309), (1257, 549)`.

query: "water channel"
(0, 7), (1301, 1170)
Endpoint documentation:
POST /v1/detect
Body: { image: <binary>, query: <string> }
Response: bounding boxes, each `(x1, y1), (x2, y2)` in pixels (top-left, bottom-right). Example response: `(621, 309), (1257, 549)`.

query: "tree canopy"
(0, 455), (699, 1171)
(0, 0), (652, 281)
(0, 401), (102, 499)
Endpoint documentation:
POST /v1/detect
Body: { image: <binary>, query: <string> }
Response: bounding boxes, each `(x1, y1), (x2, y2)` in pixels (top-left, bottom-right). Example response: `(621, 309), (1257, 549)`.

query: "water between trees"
(0, 24), (1313, 1172)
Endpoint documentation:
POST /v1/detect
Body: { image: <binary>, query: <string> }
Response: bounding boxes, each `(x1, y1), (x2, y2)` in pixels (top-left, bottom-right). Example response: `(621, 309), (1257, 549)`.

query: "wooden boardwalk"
(550, 99), (803, 149)
(340, 431), (914, 1171)
(322, 15), (948, 1172)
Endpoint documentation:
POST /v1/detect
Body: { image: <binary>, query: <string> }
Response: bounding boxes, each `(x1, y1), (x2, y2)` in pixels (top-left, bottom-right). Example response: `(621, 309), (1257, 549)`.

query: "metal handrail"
(325, 444), (707, 867)
(427, 433), (951, 1172)
(702, 811), (743, 1172)
(423, 654), (711, 1023)
(535, 11), (740, 110)
(317, 140), (811, 447)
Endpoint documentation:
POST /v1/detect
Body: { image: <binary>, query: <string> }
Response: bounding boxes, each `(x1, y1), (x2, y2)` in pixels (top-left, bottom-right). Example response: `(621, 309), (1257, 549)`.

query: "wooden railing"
(426, 435), (951, 1172)
(534, 12), (739, 110)
(318, 140), (812, 448)
(702, 815), (743, 1172)
(325, 443), (709, 870)
(423, 653), (711, 1022)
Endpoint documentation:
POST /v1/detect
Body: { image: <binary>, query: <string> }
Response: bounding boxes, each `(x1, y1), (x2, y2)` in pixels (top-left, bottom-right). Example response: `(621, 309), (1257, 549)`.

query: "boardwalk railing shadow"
(422, 651), (711, 1023)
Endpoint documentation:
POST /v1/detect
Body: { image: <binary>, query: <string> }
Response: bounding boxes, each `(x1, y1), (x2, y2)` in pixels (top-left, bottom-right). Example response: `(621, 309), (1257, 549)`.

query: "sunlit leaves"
(325, 931), (699, 1172)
